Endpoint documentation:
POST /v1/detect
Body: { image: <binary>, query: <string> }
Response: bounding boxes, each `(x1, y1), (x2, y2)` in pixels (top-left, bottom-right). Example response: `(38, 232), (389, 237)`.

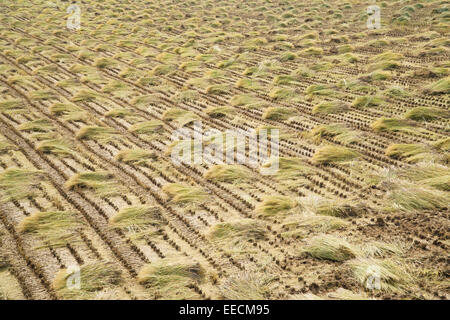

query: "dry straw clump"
(352, 95), (384, 108)
(315, 200), (366, 218)
(53, 262), (123, 299)
(255, 195), (297, 217)
(205, 106), (235, 118)
(18, 119), (53, 132)
(18, 211), (82, 248)
(36, 139), (73, 156)
(282, 215), (349, 239)
(303, 235), (358, 262)
(306, 124), (357, 145)
(262, 107), (295, 120)
(0, 139), (16, 154)
(76, 126), (118, 142)
(204, 164), (253, 183)
(208, 219), (268, 245)
(129, 120), (164, 135)
(371, 118), (414, 133)
(137, 258), (205, 299)
(162, 183), (208, 204)
(372, 164), (449, 212)
(65, 171), (121, 197)
(311, 145), (359, 165)
(404, 107), (446, 121)
(0, 168), (46, 202)
(262, 157), (313, 186)
(423, 76), (450, 94)
(385, 143), (432, 163)
(347, 258), (414, 292)
(384, 182), (448, 212)
(162, 108), (199, 127)
(49, 103), (86, 121)
(230, 94), (266, 109)
(115, 148), (157, 165)
(312, 101), (348, 114)
(0, 99), (24, 113)
(109, 205), (166, 230)
(219, 272), (274, 300)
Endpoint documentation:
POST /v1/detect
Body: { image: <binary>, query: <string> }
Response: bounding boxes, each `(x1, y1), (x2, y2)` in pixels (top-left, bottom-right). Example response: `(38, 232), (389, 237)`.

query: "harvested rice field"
(0, 0), (448, 301)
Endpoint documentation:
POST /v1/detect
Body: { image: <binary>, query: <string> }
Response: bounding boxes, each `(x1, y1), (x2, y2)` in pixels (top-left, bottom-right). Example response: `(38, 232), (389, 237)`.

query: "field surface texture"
(0, 0), (448, 300)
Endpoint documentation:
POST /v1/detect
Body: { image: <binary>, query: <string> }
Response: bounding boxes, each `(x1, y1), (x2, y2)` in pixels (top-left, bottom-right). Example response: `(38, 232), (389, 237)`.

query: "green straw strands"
(384, 143), (431, 163)
(370, 118), (414, 133)
(104, 108), (134, 119)
(423, 76), (450, 94)
(29, 89), (57, 101)
(18, 119), (53, 132)
(0, 168), (45, 202)
(315, 200), (366, 218)
(281, 215), (349, 239)
(208, 219), (268, 245)
(268, 87), (297, 101)
(65, 171), (121, 197)
(369, 51), (403, 63)
(352, 96), (384, 108)
(230, 94), (266, 109)
(311, 145), (359, 165)
(102, 81), (133, 98)
(53, 262), (123, 299)
(384, 182), (448, 212)
(262, 107), (295, 120)
(306, 124), (358, 145)
(305, 84), (336, 98)
(115, 148), (157, 165)
(303, 235), (358, 262)
(0, 139), (17, 154)
(109, 205), (166, 237)
(151, 64), (176, 76)
(18, 211), (83, 248)
(162, 183), (208, 205)
(162, 108), (199, 127)
(262, 157), (312, 182)
(137, 259), (205, 299)
(255, 195), (297, 217)
(204, 164), (253, 183)
(76, 126), (118, 142)
(129, 120), (164, 135)
(36, 139), (73, 156)
(0, 99), (24, 113)
(93, 57), (118, 69)
(49, 103), (87, 121)
(172, 90), (200, 103)
(219, 272), (273, 300)
(130, 94), (161, 108)
(205, 106), (235, 118)
(71, 89), (102, 103)
(348, 258), (414, 292)
(312, 101), (349, 114)
(404, 107), (447, 121)
(206, 84), (231, 95)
